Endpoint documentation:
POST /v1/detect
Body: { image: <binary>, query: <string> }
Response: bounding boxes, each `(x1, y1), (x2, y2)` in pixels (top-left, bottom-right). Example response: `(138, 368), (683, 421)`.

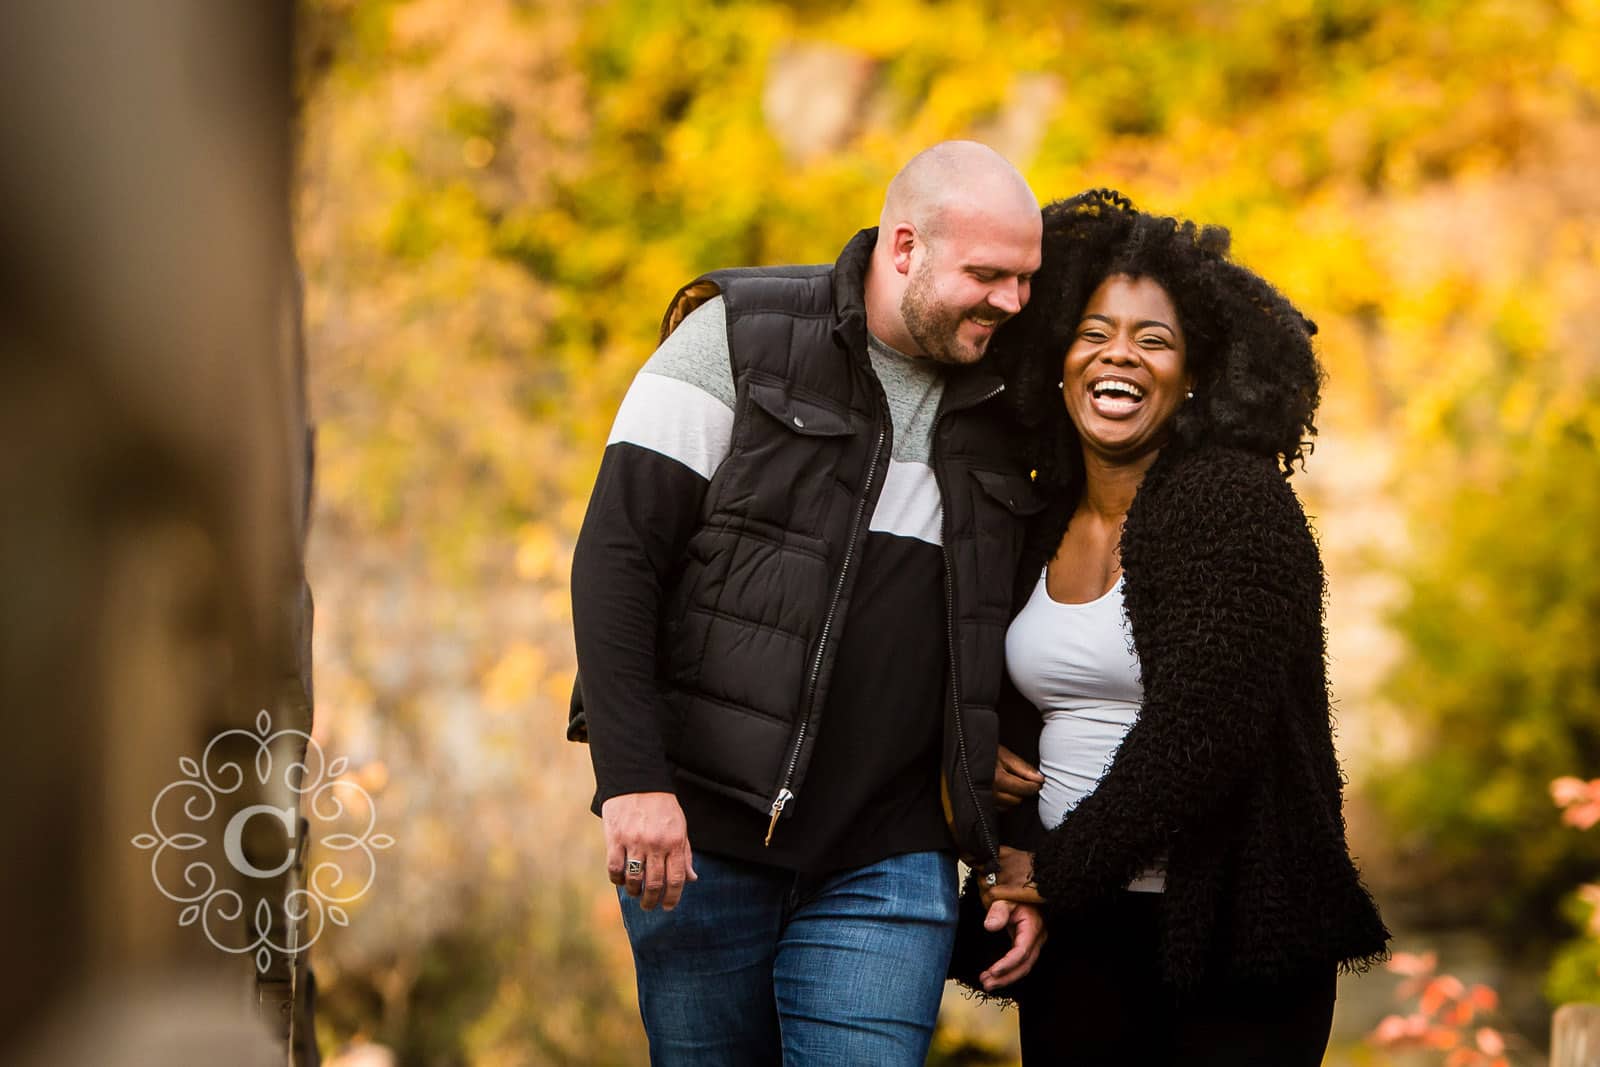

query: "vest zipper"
(765, 420), (887, 846)
(934, 383), (1004, 868)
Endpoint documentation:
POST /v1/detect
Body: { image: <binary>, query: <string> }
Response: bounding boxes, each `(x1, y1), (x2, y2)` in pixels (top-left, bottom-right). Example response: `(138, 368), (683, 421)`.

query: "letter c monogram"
(223, 804), (298, 879)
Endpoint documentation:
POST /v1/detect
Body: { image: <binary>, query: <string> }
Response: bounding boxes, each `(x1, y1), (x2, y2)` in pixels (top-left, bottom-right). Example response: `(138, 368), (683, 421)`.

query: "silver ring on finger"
(625, 858), (645, 877)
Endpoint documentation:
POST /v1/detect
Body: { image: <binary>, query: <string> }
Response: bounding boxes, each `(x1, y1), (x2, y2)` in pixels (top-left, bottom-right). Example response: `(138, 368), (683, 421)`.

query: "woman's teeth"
(1091, 380), (1144, 400)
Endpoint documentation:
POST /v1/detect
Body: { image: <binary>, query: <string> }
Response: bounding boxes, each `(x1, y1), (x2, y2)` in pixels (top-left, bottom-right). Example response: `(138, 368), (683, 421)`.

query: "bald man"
(570, 141), (1045, 1065)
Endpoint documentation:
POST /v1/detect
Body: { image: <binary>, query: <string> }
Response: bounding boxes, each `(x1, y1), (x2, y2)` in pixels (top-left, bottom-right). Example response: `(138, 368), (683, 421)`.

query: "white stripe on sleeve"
(606, 371), (735, 481)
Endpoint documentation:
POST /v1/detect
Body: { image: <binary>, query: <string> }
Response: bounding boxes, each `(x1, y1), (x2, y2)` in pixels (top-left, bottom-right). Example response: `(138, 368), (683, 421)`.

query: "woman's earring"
(1057, 380), (1064, 389)
(1186, 390), (1194, 399)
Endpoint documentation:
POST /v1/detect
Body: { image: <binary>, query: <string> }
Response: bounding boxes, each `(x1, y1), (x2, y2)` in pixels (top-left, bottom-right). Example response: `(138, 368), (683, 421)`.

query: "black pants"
(1016, 892), (1336, 1066)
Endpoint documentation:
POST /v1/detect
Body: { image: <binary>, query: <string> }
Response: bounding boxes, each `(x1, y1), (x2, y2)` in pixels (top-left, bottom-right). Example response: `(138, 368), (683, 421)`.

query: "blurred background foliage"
(292, 0), (1600, 1062)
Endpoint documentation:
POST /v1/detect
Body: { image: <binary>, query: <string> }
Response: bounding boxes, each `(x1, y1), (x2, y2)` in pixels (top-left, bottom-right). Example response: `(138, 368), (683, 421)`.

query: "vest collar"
(940, 362), (1008, 413)
(830, 227), (875, 358)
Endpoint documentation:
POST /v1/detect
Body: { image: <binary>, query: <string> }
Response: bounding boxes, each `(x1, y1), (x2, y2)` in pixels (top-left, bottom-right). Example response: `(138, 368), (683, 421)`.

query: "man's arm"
(570, 296), (736, 909)
(994, 744), (1044, 810)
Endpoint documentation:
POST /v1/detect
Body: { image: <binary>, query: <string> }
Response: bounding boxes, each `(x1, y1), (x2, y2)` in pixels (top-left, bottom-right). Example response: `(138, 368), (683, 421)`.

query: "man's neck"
(866, 332), (915, 362)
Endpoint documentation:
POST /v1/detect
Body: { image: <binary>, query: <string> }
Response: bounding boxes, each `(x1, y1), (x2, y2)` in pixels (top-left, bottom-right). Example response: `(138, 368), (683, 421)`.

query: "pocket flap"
(746, 380), (854, 437)
(971, 469), (1048, 515)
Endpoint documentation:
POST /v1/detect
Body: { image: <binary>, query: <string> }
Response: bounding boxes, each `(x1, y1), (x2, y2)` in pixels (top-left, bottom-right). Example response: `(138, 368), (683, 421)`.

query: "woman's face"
(1060, 273), (1193, 463)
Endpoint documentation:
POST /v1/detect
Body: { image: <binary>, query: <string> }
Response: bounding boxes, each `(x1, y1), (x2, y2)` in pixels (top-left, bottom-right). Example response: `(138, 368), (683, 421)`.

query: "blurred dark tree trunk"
(0, 1), (318, 1062)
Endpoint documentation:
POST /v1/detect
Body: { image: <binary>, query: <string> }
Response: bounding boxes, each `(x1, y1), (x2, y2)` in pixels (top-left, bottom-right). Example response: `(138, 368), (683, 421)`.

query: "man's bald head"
(865, 141), (1042, 365)
(879, 140), (1038, 247)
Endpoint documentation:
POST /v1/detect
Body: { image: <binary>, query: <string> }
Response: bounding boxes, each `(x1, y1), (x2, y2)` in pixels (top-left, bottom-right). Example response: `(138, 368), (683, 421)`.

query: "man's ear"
(890, 223), (918, 276)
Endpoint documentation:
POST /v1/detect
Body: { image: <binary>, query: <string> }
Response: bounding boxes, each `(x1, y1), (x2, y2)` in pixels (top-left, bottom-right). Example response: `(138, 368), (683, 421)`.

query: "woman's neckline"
(1039, 567), (1124, 608)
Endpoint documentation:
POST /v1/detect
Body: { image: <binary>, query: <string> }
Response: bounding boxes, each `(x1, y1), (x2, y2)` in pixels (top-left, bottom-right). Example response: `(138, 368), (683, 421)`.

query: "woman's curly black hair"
(994, 189), (1324, 494)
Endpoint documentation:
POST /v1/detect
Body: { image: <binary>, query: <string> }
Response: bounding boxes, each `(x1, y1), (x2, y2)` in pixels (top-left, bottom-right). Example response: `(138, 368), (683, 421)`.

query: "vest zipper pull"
(764, 788), (794, 846)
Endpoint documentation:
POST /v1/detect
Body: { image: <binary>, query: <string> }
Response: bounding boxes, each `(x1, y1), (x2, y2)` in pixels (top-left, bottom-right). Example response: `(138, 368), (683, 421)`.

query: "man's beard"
(900, 259), (995, 366)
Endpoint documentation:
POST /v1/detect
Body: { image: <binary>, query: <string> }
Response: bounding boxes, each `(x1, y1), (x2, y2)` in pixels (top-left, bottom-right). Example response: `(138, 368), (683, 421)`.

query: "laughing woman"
(983, 191), (1389, 1065)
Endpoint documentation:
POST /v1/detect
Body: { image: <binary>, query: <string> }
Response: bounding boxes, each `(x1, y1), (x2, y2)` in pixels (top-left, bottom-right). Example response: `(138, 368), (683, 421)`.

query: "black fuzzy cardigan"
(1000, 444), (1390, 987)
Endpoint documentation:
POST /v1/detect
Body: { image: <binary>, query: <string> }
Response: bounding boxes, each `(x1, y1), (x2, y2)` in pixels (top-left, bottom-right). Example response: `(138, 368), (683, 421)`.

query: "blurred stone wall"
(0, 2), (315, 1063)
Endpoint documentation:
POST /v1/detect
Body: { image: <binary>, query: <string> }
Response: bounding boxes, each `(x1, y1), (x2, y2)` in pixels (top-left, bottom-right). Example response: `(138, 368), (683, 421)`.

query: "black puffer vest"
(623, 229), (1041, 866)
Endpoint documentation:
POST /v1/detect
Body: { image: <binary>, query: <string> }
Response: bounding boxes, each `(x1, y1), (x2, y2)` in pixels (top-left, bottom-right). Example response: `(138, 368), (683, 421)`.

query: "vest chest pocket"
(970, 469), (1048, 517)
(744, 379), (855, 437)
(710, 377), (864, 538)
(964, 469), (1049, 609)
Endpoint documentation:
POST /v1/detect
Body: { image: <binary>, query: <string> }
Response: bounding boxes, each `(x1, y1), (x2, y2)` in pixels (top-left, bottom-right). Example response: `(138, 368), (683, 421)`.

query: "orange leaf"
(1566, 801), (1600, 830)
(1372, 1014), (1410, 1044)
(1421, 976), (1462, 1016)
(1389, 951), (1439, 977)
(1468, 984), (1500, 1011)
(1552, 776), (1589, 805)
(1424, 1025), (1461, 1049)
(1476, 1027), (1506, 1056)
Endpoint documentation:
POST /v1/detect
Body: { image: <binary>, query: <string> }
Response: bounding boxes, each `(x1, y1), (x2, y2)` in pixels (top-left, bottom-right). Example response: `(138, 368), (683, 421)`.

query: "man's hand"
(982, 845), (1045, 907)
(994, 744), (1044, 809)
(978, 899), (1047, 991)
(601, 791), (697, 911)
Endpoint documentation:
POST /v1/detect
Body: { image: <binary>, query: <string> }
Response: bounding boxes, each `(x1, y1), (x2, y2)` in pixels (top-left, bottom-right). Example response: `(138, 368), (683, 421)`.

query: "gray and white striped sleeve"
(605, 295), (736, 480)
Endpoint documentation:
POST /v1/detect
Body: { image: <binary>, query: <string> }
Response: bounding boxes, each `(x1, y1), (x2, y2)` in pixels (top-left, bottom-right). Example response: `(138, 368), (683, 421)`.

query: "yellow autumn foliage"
(294, 0), (1599, 1061)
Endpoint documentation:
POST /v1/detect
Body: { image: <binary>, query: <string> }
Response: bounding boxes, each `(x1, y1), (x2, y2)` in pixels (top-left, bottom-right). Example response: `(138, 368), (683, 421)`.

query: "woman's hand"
(981, 845), (1045, 906)
(994, 745), (1045, 809)
(978, 901), (1048, 990)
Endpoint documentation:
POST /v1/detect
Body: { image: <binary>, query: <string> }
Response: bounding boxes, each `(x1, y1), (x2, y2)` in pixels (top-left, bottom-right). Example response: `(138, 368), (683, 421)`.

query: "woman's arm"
(1027, 449), (1324, 907)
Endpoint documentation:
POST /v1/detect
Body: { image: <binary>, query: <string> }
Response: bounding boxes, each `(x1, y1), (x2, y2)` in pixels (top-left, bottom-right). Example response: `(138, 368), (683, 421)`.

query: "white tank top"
(1005, 568), (1165, 892)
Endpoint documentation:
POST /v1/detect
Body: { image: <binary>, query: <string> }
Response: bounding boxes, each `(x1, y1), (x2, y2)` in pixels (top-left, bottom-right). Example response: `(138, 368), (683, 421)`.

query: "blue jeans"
(617, 849), (959, 1066)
